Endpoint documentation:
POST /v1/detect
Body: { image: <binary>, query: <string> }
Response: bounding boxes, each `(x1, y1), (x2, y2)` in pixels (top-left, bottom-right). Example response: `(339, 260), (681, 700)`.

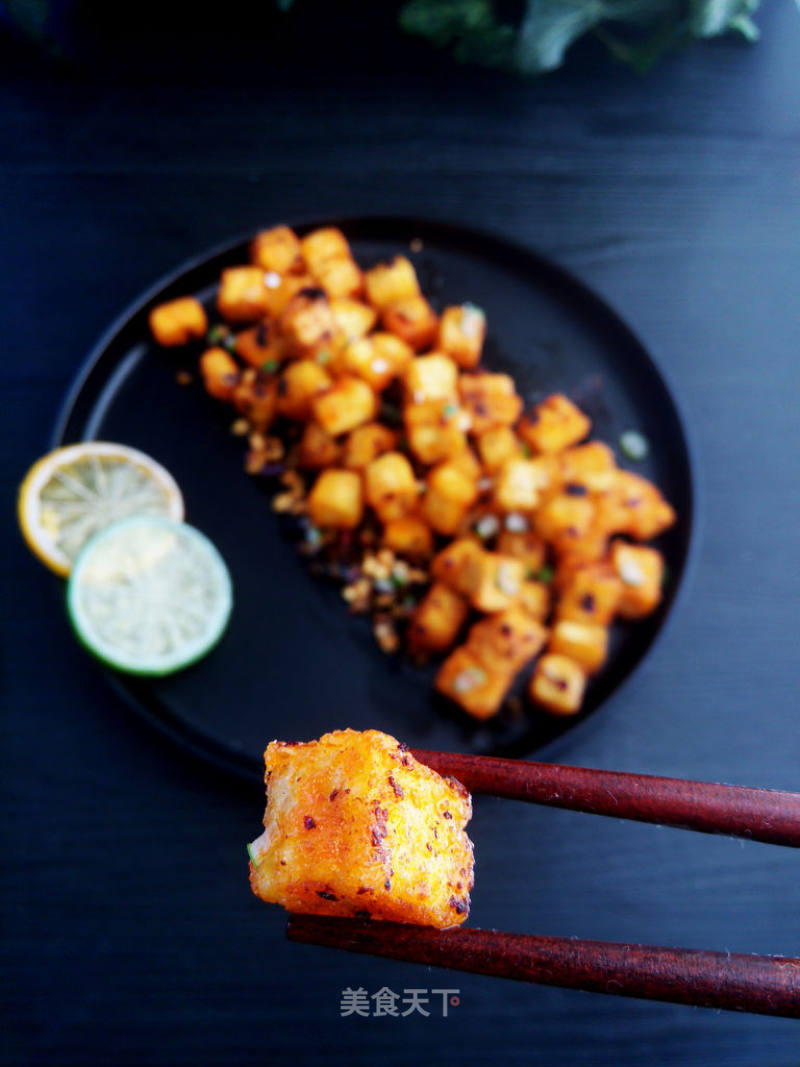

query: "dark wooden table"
(3, 6), (799, 1063)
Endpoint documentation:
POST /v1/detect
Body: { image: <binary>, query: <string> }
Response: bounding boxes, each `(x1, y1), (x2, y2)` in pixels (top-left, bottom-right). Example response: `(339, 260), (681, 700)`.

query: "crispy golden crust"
(248, 729), (474, 929)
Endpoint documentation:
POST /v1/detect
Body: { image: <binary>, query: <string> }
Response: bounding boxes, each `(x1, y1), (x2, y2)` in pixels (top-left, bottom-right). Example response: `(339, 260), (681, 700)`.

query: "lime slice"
(18, 442), (184, 576)
(67, 516), (232, 676)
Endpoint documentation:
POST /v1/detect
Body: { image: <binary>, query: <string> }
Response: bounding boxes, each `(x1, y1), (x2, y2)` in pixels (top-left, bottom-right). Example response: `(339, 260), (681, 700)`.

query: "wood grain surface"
(2, 4), (799, 1064)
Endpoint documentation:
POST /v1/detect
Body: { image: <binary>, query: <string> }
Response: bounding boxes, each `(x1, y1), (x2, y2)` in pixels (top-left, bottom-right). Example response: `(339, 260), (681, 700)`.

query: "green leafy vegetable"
(398, 0), (764, 74)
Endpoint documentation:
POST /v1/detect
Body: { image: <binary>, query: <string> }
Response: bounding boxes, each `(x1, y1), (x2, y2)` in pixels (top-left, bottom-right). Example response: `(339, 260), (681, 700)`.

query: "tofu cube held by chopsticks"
(248, 729), (474, 930)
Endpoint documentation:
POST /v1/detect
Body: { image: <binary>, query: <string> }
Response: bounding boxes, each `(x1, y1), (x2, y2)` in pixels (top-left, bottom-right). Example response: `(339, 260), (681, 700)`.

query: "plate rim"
(50, 214), (700, 783)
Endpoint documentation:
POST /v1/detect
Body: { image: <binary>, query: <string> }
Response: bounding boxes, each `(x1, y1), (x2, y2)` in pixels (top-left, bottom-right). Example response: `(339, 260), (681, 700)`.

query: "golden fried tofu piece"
(300, 227), (352, 272)
(312, 376), (377, 437)
(438, 304), (486, 369)
(404, 400), (469, 466)
(549, 619), (608, 673)
(250, 225), (304, 275)
(595, 470), (676, 541)
(364, 255), (421, 310)
(466, 607), (547, 677)
(494, 458), (552, 513)
(342, 422), (398, 471)
(248, 729), (474, 929)
(529, 653), (587, 716)
(199, 347), (239, 401)
(365, 451), (420, 523)
(307, 470), (363, 529)
(382, 515), (434, 559)
(436, 646), (510, 720)
(495, 528), (547, 575)
(518, 394), (591, 454)
(609, 540), (664, 618)
(329, 298), (378, 342)
(149, 297), (208, 347)
(313, 256), (364, 301)
(431, 537), (483, 596)
(382, 296), (438, 351)
(279, 287), (339, 359)
(459, 549), (525, 613)
(422, 461), (479, 536)
(234, 321), (284, 370)
(217, 267), (270, 323)
(405, 353), (460, 404)
(408, 582), (469, 654)
(557, 562), (622, 626)
(276, 360), (332, 421)
(477, 426), (522, 472)
(458, 372), (522, 434)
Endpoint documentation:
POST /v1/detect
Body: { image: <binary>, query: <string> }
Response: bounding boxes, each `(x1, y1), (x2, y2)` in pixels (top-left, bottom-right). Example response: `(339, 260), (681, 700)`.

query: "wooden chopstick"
(411, 749), (800, 848)
(287, 916), (800, 1018)
(284, 751), (800, 1015)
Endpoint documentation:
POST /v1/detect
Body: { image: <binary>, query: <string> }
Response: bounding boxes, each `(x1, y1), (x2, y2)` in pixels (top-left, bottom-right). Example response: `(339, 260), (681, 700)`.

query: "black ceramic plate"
(53, 217), (694, 783)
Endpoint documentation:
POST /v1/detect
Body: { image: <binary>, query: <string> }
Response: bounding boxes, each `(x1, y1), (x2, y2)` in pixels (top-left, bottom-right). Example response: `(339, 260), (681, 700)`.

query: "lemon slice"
(67, 516), (232, 676)
(18, 442), (184, 576)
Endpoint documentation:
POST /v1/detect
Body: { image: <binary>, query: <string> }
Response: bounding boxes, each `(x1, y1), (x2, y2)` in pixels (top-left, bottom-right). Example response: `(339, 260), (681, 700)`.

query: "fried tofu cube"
(149, 297), (208, 347)
(312, 376), (378, 436)
(231, 371), (278, 431)
(460, 551), (525, 613)
(382, 296), (438, 351)
(557, 563), (622, 626)
(495, 528), (547, 575)
(262, 272), (316, 319)
(217, 267), (270, 323)
(408, 582), (469, 653)
(477, 426), (522, 472)
(549, 620), (608, 673)
(422, 462), (479, 536)
(535, 491), (596, 543)
(610, 541), (664, 618)
(313, 256), (364, 301)
(518, 580), (551, 620)
(364, 256), (421, 310)
(529, 654), (587, 716)
(436, 646), (510, 720)
(297, 421), (342, 470)
(199, 347), (239, 401)
(234, 321), (284, 370)
(329, 298), (378, 341)
(339, 333), (412, 392)
(558, 442), (617, 492)
(279, 287), (338, 358)
(431, 538), (484, 595)
(250, 225), (304, 275)
(494, 458), (551, 513)
(342, 423), (398, 470)
(595, 470), (676, 541)
(448, 448), (482, 482)
(438, 304), (486, 369)
(382, 516), (434, 559)
(300, 227), (352, 272)
(466, 608), (547, 677)
(276, 360), (332, 421)
(518, 394), (591, 454)
(248, 729), (474, 928)
(458, 373), (523, 434)
(307, 469), (363, 529)
(553, 521), (609, 572)
(405, 353), (459, 404)
(404, 401), (468, 466)
(364, 452), (419, 523)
